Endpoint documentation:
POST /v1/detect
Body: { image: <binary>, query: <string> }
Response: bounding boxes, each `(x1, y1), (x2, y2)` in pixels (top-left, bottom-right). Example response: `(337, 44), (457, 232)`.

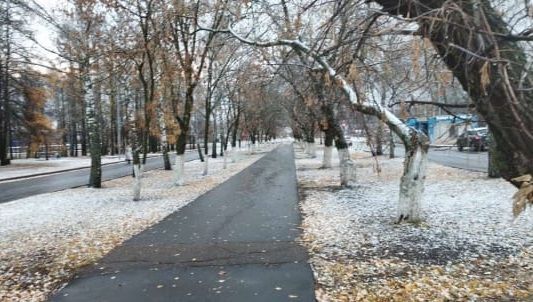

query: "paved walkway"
(51, 145), (315, 302)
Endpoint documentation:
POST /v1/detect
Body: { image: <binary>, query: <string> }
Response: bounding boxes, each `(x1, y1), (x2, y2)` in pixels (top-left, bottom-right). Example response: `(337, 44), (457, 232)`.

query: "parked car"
(457, 127), (488, 151)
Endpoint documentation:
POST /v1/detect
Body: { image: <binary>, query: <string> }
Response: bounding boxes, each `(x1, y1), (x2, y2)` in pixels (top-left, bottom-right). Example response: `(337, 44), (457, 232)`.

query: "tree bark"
(211, 110), (217, 158)
(389, 131), (395, 159)
(204, 106), (211, 156)
(398, 136), (429, 223)
(203, 154), (209, 176)
(322, 130), (334, 168)
(158, 102), (171, 171)
(84, 72), (102, 188)
(372, 0), (533, 184)
(375, 121), (384, 156)
(132, 149), (142, 201)
(196, 143), (204, 162)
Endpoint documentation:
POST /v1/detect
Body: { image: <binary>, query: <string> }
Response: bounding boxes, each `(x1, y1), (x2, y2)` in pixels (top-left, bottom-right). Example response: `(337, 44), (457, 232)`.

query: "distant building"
(406, 114), (483, 144)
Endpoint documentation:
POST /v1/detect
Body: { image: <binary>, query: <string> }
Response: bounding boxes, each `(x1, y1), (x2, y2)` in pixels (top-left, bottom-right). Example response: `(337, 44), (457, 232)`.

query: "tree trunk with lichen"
(372, 0), (533, 185)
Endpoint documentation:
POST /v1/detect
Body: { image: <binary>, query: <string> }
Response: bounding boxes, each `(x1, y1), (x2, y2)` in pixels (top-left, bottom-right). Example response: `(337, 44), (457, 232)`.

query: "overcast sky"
(30, 0), (64, 64)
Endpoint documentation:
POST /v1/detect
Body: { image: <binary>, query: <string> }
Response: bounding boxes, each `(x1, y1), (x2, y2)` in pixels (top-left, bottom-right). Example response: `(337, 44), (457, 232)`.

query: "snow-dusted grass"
(0, 145), (276, 302)
(295, 145), (532, 301)
(0, 153), (160, 181)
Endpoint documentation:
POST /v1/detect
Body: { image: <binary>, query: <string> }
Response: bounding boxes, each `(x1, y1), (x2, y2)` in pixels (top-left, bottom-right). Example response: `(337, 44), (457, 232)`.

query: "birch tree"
(61, 0), (106, 187)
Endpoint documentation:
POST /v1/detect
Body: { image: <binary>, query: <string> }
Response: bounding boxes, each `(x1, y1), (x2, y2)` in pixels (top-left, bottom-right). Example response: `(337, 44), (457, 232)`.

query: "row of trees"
(0, 0), (286, 185)
(205, 0), (532, 219)
(1, 0), (531, 218)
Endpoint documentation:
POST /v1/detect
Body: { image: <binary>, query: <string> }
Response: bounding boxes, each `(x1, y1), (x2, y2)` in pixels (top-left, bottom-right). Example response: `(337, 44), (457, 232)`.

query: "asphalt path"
(393, 146), (488, 172)
(51, 144), (315, 302)
(0, 152), (198, 204)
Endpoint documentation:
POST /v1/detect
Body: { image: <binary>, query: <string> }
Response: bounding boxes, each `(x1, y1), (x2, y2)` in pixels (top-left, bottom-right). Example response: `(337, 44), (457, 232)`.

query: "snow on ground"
(0, 144), (277, 302)
(0, 154), (159, 181)
(295, 145), (532, 301)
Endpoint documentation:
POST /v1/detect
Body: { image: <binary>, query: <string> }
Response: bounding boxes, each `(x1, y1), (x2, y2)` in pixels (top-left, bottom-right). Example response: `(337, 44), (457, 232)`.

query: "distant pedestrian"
(125, 146), (132, 164)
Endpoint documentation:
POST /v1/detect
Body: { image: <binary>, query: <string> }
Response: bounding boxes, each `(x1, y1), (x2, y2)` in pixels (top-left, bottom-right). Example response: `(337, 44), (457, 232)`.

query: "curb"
(0, 154), (164, 183)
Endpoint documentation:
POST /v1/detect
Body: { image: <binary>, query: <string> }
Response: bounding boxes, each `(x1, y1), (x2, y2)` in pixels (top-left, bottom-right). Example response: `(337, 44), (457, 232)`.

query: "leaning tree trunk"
(372, 0), (533, 184)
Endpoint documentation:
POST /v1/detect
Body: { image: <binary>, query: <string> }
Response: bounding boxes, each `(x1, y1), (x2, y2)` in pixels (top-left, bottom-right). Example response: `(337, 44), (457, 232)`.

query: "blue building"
(405, 115), (481, 144)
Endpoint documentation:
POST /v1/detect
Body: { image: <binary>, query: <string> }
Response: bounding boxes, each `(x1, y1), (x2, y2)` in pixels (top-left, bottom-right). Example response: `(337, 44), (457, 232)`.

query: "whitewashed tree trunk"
(203, 155), (209, 176)
(398, 144), (429, 223)
(174, 154), (185, 186)
(322, 146), (333, 168)
(338, 148), (356, 187)
(231, 148), (238, 162)
(223, 151), (228, 169)
(133, 164), (142, 201)
(307, 142), (317, 158)
(158, 101), (171, 170)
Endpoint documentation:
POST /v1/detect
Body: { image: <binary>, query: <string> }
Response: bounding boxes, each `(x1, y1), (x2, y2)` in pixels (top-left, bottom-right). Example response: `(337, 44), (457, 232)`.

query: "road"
(394, 146), (488, 172)
(51, 144), (315, 302)
(0, 152), (198, 204)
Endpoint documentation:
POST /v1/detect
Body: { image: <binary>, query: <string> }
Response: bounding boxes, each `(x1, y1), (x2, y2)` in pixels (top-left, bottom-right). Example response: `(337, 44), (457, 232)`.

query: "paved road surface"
(394, 146), (488, 172)
(0, 152), (198, 204)
(51, 144), (314, 302)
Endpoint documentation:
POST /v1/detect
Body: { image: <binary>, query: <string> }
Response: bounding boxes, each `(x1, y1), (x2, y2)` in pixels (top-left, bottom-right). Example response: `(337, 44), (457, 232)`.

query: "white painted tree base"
(203, 156), (209, 176)
(398, 146), (428, 222)
(174, 155), (185, 186)
(307, 142), (317, 158)
(132, 164), (142, 201)
(322, 146), (333, 168)
(223, 152), (228, 169)
(338, 148), (356, 187)
(231, 149), (238, 163)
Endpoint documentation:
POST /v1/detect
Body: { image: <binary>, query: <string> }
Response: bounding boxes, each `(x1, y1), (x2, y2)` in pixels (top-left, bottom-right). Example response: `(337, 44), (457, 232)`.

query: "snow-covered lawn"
(295, 145), (532, 301)
(0, 153), (158, 181)
(0, 145), (276, 302)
